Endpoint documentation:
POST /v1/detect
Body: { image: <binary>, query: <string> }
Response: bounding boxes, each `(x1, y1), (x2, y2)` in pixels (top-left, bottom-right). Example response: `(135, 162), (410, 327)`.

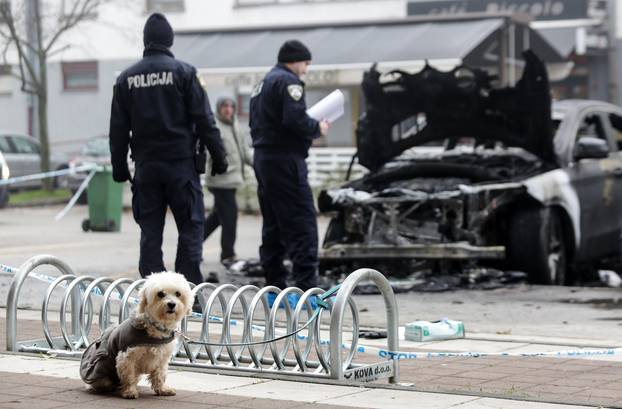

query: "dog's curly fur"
(112, 272), (193, 399)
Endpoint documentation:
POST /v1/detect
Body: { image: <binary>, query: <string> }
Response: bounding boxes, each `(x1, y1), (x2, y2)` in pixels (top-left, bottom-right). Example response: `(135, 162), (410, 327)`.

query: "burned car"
(319, 51), (622, 285)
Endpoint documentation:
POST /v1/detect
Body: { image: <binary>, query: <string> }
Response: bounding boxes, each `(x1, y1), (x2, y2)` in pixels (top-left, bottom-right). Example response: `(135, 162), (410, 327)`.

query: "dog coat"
(80, 316), (175, 386)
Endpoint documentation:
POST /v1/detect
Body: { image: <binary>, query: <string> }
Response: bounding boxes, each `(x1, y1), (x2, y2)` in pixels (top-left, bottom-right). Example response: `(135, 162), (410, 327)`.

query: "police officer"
(109, 13), (228, 285)
(249, 40), (330, 293)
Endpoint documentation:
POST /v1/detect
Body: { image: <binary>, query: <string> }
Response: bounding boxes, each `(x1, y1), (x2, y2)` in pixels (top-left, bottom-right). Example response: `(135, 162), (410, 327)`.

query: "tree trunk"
(34, 0), (52, 191)
(38, 52), (51, 190)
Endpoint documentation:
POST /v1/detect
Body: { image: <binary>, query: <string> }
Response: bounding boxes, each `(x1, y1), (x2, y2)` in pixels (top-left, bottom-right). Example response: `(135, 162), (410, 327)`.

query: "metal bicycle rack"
(6, 255), (399, 384)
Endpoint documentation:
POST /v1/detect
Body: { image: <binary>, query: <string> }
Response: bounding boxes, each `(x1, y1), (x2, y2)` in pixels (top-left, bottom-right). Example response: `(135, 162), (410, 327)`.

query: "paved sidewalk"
(0, 354), (598, 409)
(1, 313), (621, 408)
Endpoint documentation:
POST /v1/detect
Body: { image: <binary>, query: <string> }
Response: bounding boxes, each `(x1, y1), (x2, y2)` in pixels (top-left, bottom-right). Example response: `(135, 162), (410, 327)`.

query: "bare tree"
(0, 0), (105, 189)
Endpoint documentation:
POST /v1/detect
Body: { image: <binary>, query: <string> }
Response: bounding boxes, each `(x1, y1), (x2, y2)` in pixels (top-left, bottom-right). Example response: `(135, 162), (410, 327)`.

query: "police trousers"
(253, 149), (318, 291)
(131, 158), (204, 285)
(204, 187), (238, 261)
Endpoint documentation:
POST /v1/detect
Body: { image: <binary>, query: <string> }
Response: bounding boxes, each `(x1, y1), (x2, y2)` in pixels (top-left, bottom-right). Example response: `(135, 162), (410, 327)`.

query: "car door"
(9, 135), (41, 188)
(566, 110), (621, 260)
(0, 134), (21, 181)
(602, 110), (622, 253)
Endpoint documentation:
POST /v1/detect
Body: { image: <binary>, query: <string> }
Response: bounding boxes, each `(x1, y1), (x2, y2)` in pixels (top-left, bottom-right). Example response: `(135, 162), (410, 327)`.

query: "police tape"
(0, 262), (234, 325)
(2, 261), (621, 360)
(0, 164), (99, 186)
(335, 342), (620, 360)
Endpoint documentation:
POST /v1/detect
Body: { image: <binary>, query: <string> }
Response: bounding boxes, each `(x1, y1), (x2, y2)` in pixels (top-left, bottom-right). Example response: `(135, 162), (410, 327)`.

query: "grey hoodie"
(206, 98), (253, 189)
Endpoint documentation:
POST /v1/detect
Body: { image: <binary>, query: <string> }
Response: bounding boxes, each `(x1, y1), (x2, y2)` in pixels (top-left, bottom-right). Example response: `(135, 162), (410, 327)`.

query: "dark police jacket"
(249, 64), (320, 157)
(109, 44), (225, 168)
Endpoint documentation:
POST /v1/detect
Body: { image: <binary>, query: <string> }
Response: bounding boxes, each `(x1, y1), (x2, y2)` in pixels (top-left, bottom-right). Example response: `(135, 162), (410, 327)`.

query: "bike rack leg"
(329, 268), (400, 383)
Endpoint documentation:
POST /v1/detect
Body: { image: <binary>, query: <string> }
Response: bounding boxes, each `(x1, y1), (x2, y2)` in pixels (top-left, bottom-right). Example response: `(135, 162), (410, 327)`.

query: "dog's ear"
(138, 286), (148, 314)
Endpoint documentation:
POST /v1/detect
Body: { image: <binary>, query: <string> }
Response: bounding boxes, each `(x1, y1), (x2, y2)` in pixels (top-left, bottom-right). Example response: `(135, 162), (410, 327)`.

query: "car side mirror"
(574, 136), (610, 160)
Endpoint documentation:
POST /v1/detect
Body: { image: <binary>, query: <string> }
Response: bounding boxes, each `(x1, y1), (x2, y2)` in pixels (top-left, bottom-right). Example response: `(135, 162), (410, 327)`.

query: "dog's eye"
(175, 291), (181, 297)
(157, 291), (165, 298)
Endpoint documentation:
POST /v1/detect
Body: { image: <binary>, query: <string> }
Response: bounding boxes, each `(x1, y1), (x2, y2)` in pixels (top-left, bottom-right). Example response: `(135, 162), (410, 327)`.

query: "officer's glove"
(211, 157), (228, 176)
(112, 163), (131, 183)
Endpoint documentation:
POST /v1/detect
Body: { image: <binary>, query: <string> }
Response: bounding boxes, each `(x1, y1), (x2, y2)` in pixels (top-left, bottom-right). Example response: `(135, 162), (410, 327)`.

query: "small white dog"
(80, 272), (193, 399)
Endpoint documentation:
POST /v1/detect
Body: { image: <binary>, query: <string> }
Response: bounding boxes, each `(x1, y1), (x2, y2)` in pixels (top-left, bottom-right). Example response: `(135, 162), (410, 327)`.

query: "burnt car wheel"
(508, 207), (567, 285)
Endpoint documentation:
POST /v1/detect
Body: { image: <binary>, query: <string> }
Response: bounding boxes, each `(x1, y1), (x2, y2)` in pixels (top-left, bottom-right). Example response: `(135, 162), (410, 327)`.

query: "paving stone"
(601, 382), (622, 391)
(0, 384), (64, 398)
(414, 367), (473, 377)
(546, 377), (604, 387)
(227, 398), (316, 409)
(574, 372), (622, 382)
(452, 370), (510, 381)
(36, 377), (86, 389)
(501, 375), (566, 384)
(589, 366), (622, 375)
(476, 380), (535, 393)
(428, 376), (487, 388)
(522, 384), (588, 395)
(177, 391), (253, 405)
(0, 372), (64, 385)
(571, 388), (622, 400)
(474, 365), (531, 375)
(0, 397), (67, 409)
(45, 389), (108, 404)
(296, 404), (373, 409)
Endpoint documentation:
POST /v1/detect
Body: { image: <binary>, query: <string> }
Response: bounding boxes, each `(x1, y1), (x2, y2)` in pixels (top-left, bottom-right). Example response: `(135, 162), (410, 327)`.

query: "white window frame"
(146, 0), (185, 13)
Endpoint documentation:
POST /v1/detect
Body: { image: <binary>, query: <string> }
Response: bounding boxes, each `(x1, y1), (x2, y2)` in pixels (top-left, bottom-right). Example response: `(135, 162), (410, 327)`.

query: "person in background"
(203, 96), (253, 268)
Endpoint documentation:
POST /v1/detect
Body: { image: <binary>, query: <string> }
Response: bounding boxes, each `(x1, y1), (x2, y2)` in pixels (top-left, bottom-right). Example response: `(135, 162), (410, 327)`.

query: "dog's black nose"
(167, 302), (176, 310)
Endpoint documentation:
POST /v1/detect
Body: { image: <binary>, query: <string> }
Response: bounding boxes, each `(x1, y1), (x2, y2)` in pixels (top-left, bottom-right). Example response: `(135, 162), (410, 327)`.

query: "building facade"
(0, 0), (619, 157)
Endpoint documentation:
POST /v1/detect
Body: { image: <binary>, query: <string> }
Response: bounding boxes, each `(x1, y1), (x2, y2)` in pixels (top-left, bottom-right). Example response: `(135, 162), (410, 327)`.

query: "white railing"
(306, 147), (367, 188)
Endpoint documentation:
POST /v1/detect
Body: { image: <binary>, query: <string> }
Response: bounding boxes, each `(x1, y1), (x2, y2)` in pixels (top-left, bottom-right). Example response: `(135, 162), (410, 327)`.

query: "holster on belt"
(194, 140), (207, 174)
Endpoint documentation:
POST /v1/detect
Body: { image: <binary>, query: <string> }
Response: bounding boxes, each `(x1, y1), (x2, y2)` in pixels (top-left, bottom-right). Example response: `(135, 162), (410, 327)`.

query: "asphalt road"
(1, 205), (622, 344)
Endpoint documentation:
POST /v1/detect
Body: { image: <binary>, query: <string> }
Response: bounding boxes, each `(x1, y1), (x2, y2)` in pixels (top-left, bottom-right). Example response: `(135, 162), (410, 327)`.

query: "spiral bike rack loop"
(5, 255), (400, 384)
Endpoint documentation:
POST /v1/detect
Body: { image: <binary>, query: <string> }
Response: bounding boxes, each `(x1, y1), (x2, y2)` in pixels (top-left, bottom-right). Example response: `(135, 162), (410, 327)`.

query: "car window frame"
(9, 135), (40, 155)
(0, 135), (16, 154)
(573, 110), (617, 155)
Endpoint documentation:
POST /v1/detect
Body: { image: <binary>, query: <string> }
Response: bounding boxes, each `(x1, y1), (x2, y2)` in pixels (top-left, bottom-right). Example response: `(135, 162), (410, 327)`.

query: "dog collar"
(144, 314), (174, 336)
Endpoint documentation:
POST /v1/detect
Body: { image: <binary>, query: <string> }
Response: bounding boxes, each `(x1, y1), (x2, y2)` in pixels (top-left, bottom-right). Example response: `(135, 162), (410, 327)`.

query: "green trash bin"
(82, 166), (123, 232)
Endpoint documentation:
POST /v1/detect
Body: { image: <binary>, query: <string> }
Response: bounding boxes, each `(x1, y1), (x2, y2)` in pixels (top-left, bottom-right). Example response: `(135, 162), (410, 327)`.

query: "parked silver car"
(0, 150), (9, 208)
(0, 133), (42, 190)
(0, 132), (65, 191)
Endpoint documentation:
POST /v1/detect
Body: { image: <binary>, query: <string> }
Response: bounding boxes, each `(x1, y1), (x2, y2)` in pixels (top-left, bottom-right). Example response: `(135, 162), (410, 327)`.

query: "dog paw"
(121, 388), (139, 399)
(155, 386), (176, 396)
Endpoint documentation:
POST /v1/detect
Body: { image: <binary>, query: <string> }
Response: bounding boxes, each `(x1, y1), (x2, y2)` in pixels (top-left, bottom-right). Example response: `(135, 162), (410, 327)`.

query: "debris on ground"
(226, 259), (527, 294)
(358, 330), (387, 339)
(405, 319), (465, 342)
(599, 270), (622, 288)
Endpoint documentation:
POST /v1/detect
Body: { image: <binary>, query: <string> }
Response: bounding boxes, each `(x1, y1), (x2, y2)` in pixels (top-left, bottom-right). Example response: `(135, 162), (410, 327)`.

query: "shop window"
(146, 0), (185, 13)
(236, 93), (252, 118)
(62, 61), (98, 91)
(0, 65), (12, 95)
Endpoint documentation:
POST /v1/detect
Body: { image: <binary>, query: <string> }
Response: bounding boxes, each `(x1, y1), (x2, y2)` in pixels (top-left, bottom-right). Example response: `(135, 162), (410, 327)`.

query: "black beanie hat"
(278, 40), (312, 63)
(143, 13), (174, 48)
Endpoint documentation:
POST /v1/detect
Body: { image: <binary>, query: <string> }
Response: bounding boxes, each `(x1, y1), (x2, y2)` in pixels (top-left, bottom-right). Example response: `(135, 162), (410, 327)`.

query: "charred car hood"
(356, 50), (555, 171)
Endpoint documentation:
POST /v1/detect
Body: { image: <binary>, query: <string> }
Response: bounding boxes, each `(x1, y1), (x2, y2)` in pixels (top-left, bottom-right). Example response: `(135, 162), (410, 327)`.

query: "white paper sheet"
(306, 89), (344, 123)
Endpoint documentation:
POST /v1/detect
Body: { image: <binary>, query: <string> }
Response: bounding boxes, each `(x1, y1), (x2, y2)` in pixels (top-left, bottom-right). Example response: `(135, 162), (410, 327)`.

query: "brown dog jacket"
(80, 316), (175, 386)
